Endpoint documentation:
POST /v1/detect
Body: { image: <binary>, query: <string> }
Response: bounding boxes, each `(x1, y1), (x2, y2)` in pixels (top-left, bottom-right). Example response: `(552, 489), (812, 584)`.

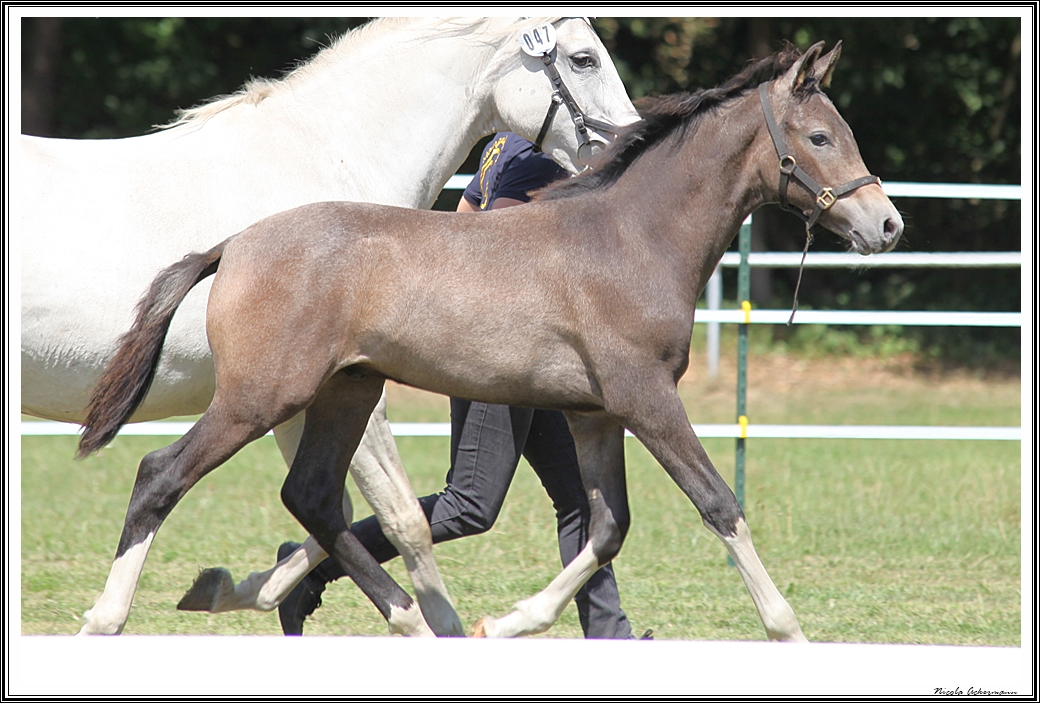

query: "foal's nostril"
(884, 217), (903, 242)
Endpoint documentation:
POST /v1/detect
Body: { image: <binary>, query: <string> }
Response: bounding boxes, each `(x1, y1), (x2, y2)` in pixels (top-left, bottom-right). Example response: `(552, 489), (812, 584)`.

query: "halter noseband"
(758, 83), (880, 229)
(533, 49), (620, 157)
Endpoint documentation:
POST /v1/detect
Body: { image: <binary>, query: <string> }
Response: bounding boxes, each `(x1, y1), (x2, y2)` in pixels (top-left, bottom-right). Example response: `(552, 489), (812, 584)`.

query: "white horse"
(21, 17), (638, 636)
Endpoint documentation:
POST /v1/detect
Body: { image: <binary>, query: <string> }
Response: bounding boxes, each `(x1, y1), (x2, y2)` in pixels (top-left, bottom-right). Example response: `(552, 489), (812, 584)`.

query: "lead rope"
(787, 227), (813, 325)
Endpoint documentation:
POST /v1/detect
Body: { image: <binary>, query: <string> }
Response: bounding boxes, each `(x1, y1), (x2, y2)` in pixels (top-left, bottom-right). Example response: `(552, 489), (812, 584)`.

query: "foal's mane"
(162, 17), (560, 129)
(535, 44), (812, 202)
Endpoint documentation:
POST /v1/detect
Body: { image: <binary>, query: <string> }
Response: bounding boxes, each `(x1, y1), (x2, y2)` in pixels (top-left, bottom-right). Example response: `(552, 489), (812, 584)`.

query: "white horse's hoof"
(177, 568), (235, 612)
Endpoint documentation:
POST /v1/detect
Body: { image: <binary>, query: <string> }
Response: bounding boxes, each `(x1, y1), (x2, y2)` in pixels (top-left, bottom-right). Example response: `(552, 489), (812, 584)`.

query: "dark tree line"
(20, 16), (1024, 368)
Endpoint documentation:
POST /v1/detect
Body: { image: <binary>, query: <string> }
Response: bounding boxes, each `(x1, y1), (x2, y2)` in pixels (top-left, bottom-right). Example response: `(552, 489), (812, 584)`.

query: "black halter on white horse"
(522, 22), (621, 158)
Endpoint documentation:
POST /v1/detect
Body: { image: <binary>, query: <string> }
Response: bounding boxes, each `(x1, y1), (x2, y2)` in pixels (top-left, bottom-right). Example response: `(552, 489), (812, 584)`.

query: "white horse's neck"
(165, 18), (522, 210)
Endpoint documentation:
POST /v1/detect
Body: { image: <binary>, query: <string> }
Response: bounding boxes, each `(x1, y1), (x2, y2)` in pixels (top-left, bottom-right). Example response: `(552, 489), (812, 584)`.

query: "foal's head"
(759, 42), (903, 254)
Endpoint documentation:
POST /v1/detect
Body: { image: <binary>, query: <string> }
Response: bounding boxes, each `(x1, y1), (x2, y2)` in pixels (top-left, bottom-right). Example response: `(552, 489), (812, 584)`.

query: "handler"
(278, 133), (644, 640)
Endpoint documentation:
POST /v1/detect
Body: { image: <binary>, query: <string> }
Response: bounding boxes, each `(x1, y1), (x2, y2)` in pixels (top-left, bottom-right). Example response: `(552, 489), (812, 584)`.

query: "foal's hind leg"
(473, 412), (628, 638)
(280, 371), (434, 637)
(626, 384), (806, 642)
(79, 406), (271, 634)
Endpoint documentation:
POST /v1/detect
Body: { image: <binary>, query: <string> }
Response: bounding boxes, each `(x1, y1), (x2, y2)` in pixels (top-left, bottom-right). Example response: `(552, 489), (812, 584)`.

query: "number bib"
(519, 24), (557, 57)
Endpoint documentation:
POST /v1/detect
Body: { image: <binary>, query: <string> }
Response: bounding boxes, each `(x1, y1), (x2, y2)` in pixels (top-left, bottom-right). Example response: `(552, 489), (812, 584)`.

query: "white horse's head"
(489, 18), (639, 173)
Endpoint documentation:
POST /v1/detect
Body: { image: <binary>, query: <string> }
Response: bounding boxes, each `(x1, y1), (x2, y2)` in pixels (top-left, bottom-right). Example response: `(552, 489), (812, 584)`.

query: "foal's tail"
(77, 239), (230, 458)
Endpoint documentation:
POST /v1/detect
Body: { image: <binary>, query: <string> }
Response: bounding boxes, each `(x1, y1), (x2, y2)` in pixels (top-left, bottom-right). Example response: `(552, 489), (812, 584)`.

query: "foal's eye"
(570, 53), (597, 70)
(810, 133), (831, 147)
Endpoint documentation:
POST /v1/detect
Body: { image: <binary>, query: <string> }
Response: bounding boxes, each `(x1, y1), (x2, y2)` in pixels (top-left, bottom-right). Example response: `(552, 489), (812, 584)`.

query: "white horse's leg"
(177, 533), (331, 613)
(348, 394), (463, 636)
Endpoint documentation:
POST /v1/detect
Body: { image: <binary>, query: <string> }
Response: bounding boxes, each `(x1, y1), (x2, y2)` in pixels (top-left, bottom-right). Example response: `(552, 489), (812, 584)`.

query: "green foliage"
(597, 17), (1021, 185)
(771, 324), (921, 360)
(23, 17), (369, 138)
(593, 18), (726, 97)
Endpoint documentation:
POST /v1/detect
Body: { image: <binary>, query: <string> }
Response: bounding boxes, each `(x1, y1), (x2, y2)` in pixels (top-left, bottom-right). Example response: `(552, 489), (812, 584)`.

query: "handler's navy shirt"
(463, 133), (567, 210)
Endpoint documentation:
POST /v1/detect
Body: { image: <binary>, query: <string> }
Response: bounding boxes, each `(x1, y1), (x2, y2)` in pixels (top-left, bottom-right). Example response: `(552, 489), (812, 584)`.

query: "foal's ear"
(781, 40), (826, 94)
(813, 41), (842, 88)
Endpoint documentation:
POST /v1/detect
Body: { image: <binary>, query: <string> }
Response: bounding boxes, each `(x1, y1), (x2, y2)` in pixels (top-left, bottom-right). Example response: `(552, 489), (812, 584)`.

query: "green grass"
(19, 367), (1021, 644)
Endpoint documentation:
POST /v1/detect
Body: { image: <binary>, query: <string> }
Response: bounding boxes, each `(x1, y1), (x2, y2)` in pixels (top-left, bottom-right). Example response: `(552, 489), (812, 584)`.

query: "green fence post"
(730, 219), (751, 566)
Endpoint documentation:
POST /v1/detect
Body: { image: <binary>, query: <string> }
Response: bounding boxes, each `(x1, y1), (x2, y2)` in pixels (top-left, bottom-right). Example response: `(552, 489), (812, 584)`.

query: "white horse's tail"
(77, 239), (230, 457)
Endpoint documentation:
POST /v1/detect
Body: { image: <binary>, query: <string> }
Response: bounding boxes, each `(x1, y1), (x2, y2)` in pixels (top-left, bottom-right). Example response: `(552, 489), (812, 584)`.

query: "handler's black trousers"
(314, 398), (633, 639)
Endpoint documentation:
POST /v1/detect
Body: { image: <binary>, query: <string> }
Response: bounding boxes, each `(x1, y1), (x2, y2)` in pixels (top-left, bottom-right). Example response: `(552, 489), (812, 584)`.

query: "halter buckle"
(816, 188), (837, 210)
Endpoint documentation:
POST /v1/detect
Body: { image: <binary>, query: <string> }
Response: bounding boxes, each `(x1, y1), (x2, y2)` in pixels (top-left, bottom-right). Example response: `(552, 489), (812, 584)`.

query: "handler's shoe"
(276, 541), (327, 636)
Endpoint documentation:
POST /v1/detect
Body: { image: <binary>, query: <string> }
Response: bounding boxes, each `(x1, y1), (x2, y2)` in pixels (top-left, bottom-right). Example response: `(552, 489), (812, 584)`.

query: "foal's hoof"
(177, 567), (234, 612)
(470, 617), (488, 638)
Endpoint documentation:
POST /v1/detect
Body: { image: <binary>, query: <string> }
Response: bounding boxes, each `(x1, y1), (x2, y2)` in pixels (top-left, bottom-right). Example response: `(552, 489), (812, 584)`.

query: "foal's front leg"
(473, 412), (628, 637)
(626, 385), (806, 642)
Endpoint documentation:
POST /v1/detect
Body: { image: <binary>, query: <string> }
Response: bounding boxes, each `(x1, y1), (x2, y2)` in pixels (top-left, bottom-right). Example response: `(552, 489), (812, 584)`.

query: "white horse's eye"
(570, 53), (597, 70)
(810, 133), (831, 147)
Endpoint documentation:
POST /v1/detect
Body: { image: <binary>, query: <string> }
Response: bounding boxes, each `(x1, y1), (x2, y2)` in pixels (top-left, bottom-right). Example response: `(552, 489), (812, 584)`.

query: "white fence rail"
(715, 251), (1022, 268)
(20, 421), (1022, 442)
(697, 309), (1020, 327)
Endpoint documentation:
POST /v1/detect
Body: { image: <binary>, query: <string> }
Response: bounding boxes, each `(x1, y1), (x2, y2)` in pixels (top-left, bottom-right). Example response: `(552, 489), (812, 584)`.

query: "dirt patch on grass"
(680, 350), (1022, 396)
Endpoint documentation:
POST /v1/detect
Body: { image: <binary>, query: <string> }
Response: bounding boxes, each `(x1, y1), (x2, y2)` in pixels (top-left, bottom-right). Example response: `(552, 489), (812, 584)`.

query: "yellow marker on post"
(741, 299), (752, 324)
(738, 414), (749, 439)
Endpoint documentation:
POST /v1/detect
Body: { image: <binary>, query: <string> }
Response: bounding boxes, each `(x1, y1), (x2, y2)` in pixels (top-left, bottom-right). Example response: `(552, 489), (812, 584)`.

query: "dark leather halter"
(757, 82), (881, 323)
(533, 50), (621, 157)
(758, 82), (880, 229)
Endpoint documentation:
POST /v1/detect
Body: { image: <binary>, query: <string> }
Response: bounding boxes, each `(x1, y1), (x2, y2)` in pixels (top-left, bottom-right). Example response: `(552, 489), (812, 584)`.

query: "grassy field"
(19, 349), (1022, 644)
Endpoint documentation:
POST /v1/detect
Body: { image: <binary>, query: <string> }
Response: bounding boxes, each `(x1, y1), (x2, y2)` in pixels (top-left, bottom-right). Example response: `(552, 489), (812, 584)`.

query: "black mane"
(534, 44), (813, 202)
